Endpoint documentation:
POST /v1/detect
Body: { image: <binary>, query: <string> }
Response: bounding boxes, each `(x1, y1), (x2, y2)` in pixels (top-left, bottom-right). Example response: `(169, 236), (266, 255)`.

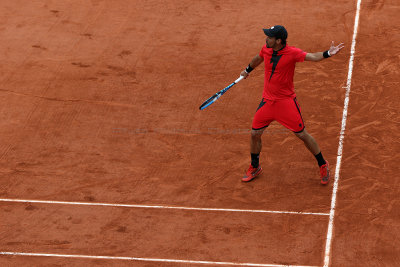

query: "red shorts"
(252, 97), (305, 133)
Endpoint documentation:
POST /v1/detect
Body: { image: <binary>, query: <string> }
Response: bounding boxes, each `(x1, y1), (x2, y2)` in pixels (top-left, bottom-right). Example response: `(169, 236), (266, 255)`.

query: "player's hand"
(328, 41), (345, 56)
(240, 70), (249, 79)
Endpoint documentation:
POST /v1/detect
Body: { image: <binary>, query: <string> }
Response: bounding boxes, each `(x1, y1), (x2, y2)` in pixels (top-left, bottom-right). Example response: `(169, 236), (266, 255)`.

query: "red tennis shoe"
(320, 161), (330, 185)
(242, 164), (262, 182)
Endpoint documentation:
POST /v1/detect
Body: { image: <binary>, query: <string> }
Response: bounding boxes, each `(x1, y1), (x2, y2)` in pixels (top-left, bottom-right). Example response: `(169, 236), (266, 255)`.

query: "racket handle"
(235, 76), (245, 84)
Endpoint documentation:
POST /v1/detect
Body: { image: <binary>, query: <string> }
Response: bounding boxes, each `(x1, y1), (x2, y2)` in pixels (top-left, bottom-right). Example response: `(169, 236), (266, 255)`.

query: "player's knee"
(294, 129), (308, 140)
(251, 129), (264, 139)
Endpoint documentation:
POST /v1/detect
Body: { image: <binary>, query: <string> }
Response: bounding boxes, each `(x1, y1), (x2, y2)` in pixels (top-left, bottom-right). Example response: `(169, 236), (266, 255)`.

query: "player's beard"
(266, 39), (272, 48)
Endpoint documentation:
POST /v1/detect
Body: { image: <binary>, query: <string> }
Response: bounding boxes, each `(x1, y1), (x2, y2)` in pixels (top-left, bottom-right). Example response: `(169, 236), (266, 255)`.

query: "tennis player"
(241, 25), (344, 184)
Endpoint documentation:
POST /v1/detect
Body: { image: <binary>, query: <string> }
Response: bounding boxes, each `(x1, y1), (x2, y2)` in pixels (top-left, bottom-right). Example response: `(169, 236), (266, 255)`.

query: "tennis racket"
(199, 76), (244, 110)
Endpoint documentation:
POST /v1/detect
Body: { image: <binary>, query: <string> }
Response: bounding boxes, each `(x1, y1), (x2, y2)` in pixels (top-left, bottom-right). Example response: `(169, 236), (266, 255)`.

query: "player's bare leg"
(294, 128), (320, 155)
(294, 128), (330, 184)
(242, 128), (266, 182)
(250, 128), (266, 154)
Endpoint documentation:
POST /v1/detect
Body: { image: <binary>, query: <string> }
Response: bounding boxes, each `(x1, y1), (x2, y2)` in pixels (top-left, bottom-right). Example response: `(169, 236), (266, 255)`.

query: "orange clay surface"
(0, 0), (399, 266)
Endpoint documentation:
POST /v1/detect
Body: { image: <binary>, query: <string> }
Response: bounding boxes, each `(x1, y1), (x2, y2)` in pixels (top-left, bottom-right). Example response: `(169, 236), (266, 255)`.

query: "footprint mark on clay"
(72, 62), (91, 68)
(81, 33), (93, 39)
(32, 45), (47, 50)
(71, 218), (82, 224)
(116, 226), (127, 233)
(107, 65), (124, 71)
(83, 195), (95, 201)
(118, 50), (132, 58)
(50, 10), (60, 16)
(25, 204), (38, 211)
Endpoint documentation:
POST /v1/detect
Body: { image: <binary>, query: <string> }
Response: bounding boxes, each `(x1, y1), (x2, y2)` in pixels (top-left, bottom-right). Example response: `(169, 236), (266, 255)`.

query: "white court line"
(323, 0), (362, 266)
(0, 252), (318, 267)
(0, 198), (328, 216)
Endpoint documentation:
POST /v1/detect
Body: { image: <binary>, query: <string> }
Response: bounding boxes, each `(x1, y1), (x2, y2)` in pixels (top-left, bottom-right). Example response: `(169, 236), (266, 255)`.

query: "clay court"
(0, 0), (399, 266)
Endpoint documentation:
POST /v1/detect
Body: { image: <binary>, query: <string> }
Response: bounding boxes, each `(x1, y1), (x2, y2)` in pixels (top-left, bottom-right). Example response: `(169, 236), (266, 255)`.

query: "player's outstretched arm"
(305, 41), (345, 62)
(241, 55), (264, 78)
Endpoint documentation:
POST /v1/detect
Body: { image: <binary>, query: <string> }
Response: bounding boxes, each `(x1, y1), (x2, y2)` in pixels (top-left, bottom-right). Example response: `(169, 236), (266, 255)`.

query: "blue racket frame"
(199, 76), (244, 110)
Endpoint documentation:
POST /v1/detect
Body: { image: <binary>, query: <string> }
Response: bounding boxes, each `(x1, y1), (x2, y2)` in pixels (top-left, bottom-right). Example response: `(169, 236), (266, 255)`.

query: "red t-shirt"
(259, 45), (306, 100)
